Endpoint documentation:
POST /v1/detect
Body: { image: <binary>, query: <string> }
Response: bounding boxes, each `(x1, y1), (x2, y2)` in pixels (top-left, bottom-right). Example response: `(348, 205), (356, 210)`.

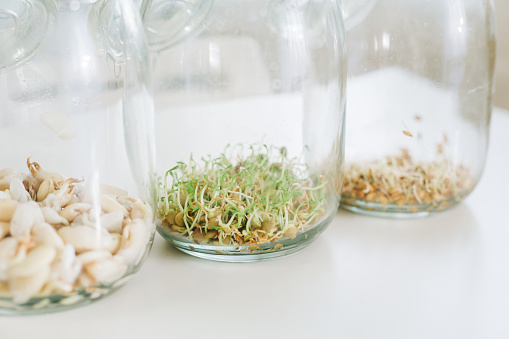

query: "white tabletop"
(1, 108), (508, 339)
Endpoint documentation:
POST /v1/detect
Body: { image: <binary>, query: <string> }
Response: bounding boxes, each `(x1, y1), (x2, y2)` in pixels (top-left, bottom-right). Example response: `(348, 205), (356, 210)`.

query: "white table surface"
(1, 108), (508, 339)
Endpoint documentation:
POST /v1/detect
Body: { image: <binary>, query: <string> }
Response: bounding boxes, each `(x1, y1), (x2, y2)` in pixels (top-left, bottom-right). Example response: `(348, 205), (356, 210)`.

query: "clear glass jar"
(341, 0), (496, 217)
(141, 0), (347, 261)
(0, 0), (155, 314)
(339, 0), (377, 30)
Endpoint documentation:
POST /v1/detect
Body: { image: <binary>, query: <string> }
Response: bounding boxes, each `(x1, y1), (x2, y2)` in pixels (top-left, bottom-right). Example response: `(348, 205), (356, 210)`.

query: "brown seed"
(403, 130), (413, 137)
(171, 225), (186, 233)
(283, 225), (297, 239)
(354, 190), (365, 199)
(174, 212), (184, 226)
(165, 210), (178, 224)
(261, 218), (276, 234)
(378, 195), (389, 205)
(251, 217), (261, 229)
(248, 245), (260, 252)
(422, 195), (432, 205)
(441, 201), (453, 207)
(192, 230), (206, 244)
(208, 216), (220, 227)
(393, 194), (406, 203)
(161, 219), (171, 229)
(204, 230), (218, 239)
(208, 210), (221, 219)
(365, 192), (377, 201)
(273, 244), (283, 251)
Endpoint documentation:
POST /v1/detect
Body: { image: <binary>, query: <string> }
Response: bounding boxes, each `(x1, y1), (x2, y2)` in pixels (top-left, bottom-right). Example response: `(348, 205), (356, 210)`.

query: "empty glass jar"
(341, 0), (496, 217)
(0, 0), (155, 314)
(141, 0), (347, 261)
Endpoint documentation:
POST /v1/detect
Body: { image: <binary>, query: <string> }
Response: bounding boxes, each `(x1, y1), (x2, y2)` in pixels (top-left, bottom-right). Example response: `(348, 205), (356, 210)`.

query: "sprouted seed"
(158, 145), (328, 246)
(0, 159), (153, 307)
(402, 121), (414, 137)
(342, 148), (475, 211)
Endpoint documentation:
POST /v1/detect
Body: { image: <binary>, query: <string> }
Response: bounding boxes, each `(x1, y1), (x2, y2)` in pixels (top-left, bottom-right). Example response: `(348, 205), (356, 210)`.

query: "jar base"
(340, 203), (431, 218)
(173, 243), (308, 262)
(156, 214), (334, 262)
(0, 276), (132, 316)
(340, 197), (464, 219)
(0, 295), (95, 316)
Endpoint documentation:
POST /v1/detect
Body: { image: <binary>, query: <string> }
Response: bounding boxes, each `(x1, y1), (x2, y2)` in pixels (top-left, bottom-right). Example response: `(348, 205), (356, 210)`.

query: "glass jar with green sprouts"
(142, 0), (347, 261)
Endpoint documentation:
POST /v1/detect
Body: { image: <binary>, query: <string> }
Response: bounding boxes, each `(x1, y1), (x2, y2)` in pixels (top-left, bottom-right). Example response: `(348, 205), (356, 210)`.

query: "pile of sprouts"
(342, 148), (475, 211)
(158, 145), (328, 246)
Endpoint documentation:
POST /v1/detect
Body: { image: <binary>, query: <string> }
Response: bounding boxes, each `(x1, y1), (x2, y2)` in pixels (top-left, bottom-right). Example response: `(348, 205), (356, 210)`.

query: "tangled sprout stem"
(158, 146), (328, 246)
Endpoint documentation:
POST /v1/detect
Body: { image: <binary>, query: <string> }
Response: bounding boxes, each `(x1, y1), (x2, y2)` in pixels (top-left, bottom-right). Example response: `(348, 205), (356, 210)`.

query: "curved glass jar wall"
(142, 0), (346, 261)
(339, 0), (377, 30)
(0, 0), (155, 314)
(341, 0), (495, 217)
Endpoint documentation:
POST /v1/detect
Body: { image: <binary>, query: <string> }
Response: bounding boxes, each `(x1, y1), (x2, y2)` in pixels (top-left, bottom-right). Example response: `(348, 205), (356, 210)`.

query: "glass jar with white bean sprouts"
(0, 0), (155, 314)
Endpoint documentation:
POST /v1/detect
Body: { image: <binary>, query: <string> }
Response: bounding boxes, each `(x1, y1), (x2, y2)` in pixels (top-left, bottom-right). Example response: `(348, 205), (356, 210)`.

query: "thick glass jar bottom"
(0, 243), (153, 316)
(0, 277), (131, 316)
(156, 214), (334, 262)
(340, 194), (468, 219)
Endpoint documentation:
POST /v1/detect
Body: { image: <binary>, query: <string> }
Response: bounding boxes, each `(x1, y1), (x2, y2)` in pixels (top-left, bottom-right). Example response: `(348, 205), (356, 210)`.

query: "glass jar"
(0, 0), (155, 314)
(141, 0), (347, 261)
(339, 0), (377, 30)
(341, 0), (496, 217)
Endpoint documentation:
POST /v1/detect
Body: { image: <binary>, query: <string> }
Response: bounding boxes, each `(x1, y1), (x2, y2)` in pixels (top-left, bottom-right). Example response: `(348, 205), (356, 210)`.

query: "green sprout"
(158, 145), (328, 246)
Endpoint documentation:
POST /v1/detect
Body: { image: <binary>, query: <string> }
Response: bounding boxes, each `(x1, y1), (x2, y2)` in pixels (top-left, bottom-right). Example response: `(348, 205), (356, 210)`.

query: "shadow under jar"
(341, 0), (496, 218)
(142, 0), (347, 261)
(0, 0), (155, 314)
